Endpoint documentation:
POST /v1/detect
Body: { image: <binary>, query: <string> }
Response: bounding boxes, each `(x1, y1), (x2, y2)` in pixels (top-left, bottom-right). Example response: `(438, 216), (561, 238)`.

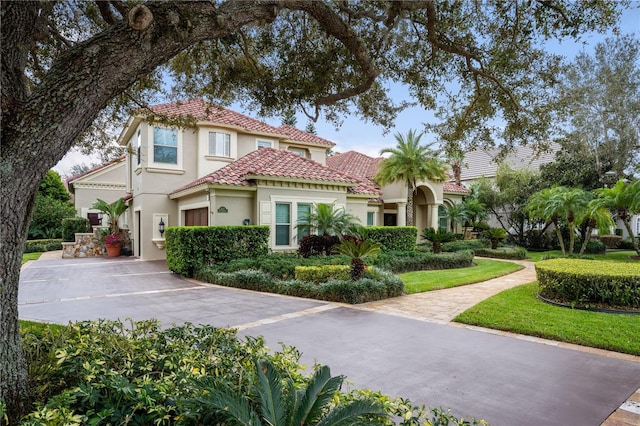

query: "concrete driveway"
(19, 256), (640, 426)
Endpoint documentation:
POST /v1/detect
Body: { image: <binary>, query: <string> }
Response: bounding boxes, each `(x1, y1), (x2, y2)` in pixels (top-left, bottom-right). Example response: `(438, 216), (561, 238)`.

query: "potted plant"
(103, 231), (123, 257)
(92, 198), (128, 257)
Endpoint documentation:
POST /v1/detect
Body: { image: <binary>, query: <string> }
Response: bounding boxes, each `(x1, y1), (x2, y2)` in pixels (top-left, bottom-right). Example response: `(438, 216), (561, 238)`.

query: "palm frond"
(293, 365), (344, 425)
(315, 399), (387, 426)
(256, 359), (289, 426)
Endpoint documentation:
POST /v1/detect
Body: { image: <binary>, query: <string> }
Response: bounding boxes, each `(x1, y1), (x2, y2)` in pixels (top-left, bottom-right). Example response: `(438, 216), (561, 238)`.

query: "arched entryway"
(413, 184), (441, 233)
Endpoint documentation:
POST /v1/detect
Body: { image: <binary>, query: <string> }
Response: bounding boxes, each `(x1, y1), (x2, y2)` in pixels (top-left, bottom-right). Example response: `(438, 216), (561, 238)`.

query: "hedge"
(62, 217), (90, 242)
(213, 254), (350, 280)
(195, 267), (404, 304)
(536, 259), (640, 309)
(442, 239), (490, 252)
(360, 226), (417, 252)
(295, 265), (351, 282)
(475, 247), (528, 260)
(166, 226), (269, 276)
(24, 239), (63, 253)
(372, 250), (474, 273)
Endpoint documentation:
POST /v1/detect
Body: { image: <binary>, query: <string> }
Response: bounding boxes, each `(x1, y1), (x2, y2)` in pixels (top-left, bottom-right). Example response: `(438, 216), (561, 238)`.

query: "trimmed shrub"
(61, 217), (90, 242)
(295, 265), (350, 282)
(297, 234), (340, 257)
(372, 250), (474, 273)
(24, 239), (63, 253)
(442, 239), (489, 252)
(577, 239), (606, 255)
(475, 246), (528, 260)
(166, 226), (269, 276)
(536, 259), (640, 309)
(196, 266), (404, 304)
(360, 226), (417, 252)
(599, 235), (622, 249)
(213, 254), (350, 280)
(619, 237), (639, 250)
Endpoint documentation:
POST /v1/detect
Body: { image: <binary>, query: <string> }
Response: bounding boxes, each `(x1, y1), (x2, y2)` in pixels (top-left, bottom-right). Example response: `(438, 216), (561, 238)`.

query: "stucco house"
(69, 99), (468, 260)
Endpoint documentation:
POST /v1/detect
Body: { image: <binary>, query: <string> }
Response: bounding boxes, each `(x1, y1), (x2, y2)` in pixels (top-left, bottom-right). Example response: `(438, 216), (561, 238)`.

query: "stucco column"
(397, 202), (407, 226)
(430, 204), (440, 229)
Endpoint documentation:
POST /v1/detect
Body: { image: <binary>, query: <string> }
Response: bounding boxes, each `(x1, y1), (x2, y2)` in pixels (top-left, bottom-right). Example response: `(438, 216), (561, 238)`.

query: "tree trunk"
(406, 181), (414, 226)
(0, 2), (287, 418)
(622, 218), (640, 256)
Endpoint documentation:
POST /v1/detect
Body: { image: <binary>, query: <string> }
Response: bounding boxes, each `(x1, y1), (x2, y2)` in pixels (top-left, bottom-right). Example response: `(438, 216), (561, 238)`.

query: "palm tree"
(335, 238), (382, 280)
(374, 130), (447, 226)
(195, 359), (387, 425)
(91, 198), (128, 233)
(593, 179), (640, 255)
(420, 227), (457, 254)
(526, 187), (566, 254)
(444, 203), (467, 233)
(579, 203), (614, 255)
(484, 227), (508, 249)
(296, 203), (360, 237)
(526, 186), (590, 255)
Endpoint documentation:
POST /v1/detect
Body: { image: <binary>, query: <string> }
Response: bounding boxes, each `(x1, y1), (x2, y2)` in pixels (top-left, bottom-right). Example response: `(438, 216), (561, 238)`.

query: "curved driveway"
(19, 256), (640, 426)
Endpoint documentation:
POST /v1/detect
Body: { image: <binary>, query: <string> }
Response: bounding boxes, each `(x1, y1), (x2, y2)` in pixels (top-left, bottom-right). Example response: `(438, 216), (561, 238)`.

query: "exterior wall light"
(158, 218), (165, 237)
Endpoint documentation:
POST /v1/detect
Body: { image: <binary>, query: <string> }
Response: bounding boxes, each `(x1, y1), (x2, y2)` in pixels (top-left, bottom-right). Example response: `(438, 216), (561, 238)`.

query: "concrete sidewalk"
(357, 258), (536, 323)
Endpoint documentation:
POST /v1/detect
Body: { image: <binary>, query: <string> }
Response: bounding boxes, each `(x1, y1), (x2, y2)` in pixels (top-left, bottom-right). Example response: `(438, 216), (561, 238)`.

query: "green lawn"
(526, 249), (637, 263)
(400, 258), (524, 294)
(22, 252), (42, 263)
(455, 282), (640, 355)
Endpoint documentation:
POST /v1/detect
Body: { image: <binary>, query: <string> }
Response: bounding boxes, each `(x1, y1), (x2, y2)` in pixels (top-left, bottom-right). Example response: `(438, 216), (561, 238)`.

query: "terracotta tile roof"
(277, 125), (335, 147)
(443, 182), (470, 194)
(67, 156), (126, 185)
(170, 148), (381, 196)
(147, 99), (283, 135)
(327, 150), (383, 180)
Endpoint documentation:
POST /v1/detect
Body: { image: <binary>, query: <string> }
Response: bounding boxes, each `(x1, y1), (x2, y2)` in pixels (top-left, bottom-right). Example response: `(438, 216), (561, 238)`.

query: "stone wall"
(62, 231), (104, 258)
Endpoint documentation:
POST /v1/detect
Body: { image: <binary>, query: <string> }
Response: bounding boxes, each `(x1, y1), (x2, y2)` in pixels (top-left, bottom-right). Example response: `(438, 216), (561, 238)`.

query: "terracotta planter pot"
(105, 243), (122, 257)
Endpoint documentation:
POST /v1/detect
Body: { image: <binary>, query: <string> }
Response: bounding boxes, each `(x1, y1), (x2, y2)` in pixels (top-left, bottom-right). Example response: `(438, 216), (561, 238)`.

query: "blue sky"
(54, 5), (640, 175)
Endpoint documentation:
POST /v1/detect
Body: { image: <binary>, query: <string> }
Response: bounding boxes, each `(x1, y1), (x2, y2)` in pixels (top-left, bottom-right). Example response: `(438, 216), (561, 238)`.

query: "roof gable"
(148, 99), (283, 136)
(277, 125), (335, 147)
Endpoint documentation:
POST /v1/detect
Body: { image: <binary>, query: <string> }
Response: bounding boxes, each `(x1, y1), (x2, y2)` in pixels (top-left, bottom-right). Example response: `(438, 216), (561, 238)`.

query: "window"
(438, 205), (448, 232)
(275, 203), (291, 246)
(136, 130), (141, 166)
(367, 212), (375, 226)
(257, 140), (272, 149)
(209, 132), (230, 157)
(636, 217), (640, 236)
(153, 127), (178, 164)
(297, 203), (311, 242)
(289, 148), (305, 157)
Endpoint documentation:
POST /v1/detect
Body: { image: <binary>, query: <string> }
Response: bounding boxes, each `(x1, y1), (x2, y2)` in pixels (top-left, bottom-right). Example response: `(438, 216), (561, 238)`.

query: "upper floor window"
(257, 140), (272, 149)
(153, 127), (178, 164)
(209, 132), (231, 157)
(136, 130), (141, 166)
(289, 148), (306, 157)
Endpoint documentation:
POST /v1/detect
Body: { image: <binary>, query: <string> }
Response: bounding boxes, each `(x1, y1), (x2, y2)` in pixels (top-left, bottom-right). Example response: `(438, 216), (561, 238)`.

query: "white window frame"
(288, 148), (306, 157)
(257, 140), (273, 150)
(267, 196), (338, 249)
(275, 202), (291, 246)
(150, 126), (182, 169)
(208, 131), (231, 157)
(367, 211), (375, 226)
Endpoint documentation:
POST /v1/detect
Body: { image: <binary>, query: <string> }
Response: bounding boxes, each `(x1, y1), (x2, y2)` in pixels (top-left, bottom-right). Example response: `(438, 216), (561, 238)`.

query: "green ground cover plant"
(401, 259), (523, 294)
(13, 319), (485, 425)
(455, 283), (640, 355)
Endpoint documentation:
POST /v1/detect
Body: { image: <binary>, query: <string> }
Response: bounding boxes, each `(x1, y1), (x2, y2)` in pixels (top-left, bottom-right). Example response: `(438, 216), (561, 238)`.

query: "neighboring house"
(67, 156), (128, 228)
(327, 151), (469, 232)
(71, 99), (468, 260)
(457, 145), (556, 187)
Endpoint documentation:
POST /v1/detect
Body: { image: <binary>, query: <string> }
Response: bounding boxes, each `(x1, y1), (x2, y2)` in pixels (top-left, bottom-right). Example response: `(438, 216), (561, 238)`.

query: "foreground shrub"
(166, 226), (269, 276)
(213, 254), (350, 280)
(536, 259), (640, 309)
(295, 265), (351, 282)
(297, 234), (341, 257)
(196, 267), (404, 304)
(372, 250), (474, 273)
(475, 246), (528, 260)
(575, 239), (606, 255)
(19, 320), (484, 425)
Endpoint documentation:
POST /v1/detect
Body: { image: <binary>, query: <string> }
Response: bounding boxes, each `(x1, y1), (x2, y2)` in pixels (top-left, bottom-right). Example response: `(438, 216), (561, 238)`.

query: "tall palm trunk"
(406, 181), (415, 226)
(552, 216), (566, 255)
